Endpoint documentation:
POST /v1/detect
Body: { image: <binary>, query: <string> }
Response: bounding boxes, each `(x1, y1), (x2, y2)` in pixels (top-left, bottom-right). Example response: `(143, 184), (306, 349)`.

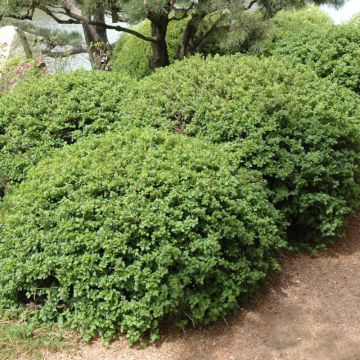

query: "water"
(31, 9), (125, 70)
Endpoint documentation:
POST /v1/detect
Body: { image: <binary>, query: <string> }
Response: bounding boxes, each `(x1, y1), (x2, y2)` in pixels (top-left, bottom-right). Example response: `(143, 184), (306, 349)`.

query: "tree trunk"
(17, 29), (33, 58)
(82, 7), (111, 70)
(179, 1), (207, 59)
(179, 19), (198, 58)
(149, 16), (170, 69)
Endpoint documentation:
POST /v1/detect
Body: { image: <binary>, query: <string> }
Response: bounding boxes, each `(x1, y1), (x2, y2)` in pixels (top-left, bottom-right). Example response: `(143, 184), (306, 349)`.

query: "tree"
(0, 0), (345, 70)
(0, 1), (150, 69)
(112, 0), (345, 68)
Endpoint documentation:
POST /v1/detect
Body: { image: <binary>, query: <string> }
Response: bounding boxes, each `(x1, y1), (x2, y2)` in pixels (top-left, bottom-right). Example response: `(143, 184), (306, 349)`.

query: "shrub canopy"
(119, 55), (360, 243)
(349, 12), (360, 26)
(268, 5), (333, 31)
(0, 128), (283, 344)
(264, 7), (360, 94)
(0, 70), (134, 192)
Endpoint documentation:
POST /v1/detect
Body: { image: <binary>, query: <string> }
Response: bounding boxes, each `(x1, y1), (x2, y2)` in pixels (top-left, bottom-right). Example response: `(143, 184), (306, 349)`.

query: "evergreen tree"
(0, 0), (345, 69)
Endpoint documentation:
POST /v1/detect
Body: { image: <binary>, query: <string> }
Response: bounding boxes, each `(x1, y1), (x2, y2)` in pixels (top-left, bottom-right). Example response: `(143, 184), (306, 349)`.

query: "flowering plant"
(0, 55), (48, 93)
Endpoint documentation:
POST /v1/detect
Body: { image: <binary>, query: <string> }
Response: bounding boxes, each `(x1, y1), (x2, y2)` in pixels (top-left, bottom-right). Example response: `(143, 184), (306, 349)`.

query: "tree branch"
(192, 13), (227, 52)
(169, 2), (194, 21)
(246, 0), (258, 10)
(38, 6), (78, 24)
(87, 21), (157, 43)
(38, 5), (157, 43)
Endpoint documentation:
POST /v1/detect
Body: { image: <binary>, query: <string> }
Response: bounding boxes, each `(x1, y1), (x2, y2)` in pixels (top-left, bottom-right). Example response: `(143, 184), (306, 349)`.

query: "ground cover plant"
(0, 320), (77, 360)
(0, 128), (284, 344)
(0, 70), (134, 195)
(118, 54), (360, 245)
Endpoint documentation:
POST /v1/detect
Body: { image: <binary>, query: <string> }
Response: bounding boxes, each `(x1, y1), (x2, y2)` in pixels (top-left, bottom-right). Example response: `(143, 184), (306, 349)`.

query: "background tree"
(0, 0), (345, 69)
(0, 0), (152, 69)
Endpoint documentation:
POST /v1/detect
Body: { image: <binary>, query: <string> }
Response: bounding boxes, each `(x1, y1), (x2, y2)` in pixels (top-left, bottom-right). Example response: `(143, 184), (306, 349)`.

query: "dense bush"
(349, 12), (360, 26)
(0, 70), (134, 193)
(264, 7), (360, 94)
(111, 19), (188, 79)
(0, 128), (284, 344)
(267, 6), (333, 33)
(119, 55), (360, 243)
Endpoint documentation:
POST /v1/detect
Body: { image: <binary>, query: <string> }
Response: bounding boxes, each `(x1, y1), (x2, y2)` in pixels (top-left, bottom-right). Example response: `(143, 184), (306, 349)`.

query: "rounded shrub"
(111, 19), (188, 79)
(0, 128), (283, 344)
(264, 7), (360, 94)
(0, 70), (134, 192)
(119, 55), (360, 244)
(268, 6), (333, 32)
(349, 12), (360, 26)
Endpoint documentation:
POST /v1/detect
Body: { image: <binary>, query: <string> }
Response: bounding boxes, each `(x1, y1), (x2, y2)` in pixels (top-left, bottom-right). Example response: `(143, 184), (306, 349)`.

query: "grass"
(0, 320), (78, 360)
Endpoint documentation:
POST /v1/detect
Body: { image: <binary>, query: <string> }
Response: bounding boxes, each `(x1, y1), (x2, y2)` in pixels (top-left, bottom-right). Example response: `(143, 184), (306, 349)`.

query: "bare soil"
(46, 211), (360, 360)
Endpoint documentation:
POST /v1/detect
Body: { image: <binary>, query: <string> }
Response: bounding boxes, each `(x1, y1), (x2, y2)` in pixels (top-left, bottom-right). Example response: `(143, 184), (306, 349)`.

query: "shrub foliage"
(264, 7), (360, 94)
(119, 55), (360, 243)
(0, 70), (134, 192)
(0, 129), (283, 344)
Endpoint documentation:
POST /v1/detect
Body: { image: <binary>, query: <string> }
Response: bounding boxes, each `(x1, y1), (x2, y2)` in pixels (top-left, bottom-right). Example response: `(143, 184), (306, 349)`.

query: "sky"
(321, 0), (360, 23)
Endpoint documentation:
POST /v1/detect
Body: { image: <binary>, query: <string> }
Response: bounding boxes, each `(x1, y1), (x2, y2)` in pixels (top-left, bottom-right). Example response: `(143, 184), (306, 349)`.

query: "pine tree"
(0, 0), (345, 69)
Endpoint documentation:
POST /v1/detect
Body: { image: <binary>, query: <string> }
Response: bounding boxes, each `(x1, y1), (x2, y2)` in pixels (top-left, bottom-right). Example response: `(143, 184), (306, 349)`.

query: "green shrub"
(349, 12), (360, 26)
(111, 19), (188, 79)
(264, 7), (360, 94)
(119, 55), (360, 244)
(0, 70), (134, 193)
(267, 6), (333, 33)
(0, 128), (284, 344)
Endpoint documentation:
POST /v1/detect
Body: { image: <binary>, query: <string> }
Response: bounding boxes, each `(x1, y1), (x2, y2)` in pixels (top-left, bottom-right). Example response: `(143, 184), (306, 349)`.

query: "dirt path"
(48, 211), (360, 360)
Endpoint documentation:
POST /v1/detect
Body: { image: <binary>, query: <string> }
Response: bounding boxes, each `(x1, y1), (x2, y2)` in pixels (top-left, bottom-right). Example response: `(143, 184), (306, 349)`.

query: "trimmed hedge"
(0, 128), (284, 344)
(264, 7), (360, 94)
(0, 70), (134, 193)
(119, 55), (360, 243)
(111, 19), (188, 79)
